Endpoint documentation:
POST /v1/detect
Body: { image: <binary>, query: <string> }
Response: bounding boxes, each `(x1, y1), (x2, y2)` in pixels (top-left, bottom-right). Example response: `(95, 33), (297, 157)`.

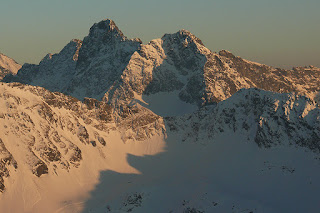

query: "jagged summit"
(88, 19), (125, 40)
(85, 19), (142, 45)
(162, 29), (205, 46)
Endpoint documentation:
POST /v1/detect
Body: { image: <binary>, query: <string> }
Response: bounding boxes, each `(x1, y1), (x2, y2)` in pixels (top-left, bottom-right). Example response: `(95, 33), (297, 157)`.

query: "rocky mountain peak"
(162, 29), (205, 47)
(88, 19), (125, 42)
(76, 18), (141, 68)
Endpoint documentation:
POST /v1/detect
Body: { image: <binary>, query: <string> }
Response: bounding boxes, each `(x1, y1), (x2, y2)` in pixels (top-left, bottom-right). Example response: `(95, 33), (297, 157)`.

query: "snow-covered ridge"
(167, 88), (320, 152)
(0, 53), (21, 80)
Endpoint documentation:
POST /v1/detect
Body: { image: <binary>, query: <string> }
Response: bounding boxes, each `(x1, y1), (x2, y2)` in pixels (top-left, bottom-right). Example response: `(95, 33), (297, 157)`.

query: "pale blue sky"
(1, 0), (319, 68)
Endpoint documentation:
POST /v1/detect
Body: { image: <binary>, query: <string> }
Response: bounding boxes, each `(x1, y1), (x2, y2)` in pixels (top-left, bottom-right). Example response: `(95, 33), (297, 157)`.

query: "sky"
(0, 0), (319, 69)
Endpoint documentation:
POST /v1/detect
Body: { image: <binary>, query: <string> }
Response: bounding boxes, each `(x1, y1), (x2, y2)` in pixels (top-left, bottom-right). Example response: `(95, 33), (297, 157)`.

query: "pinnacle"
(89, 19), (124, 38)
(162, 29), (204, 46)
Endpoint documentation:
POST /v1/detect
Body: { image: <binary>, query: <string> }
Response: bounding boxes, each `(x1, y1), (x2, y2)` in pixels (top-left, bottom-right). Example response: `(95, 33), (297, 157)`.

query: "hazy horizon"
(1, 0), (319, 69)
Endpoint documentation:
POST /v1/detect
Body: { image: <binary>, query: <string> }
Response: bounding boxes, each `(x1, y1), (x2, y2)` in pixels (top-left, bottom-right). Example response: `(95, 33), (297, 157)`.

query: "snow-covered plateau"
(0, 19), (320, 213)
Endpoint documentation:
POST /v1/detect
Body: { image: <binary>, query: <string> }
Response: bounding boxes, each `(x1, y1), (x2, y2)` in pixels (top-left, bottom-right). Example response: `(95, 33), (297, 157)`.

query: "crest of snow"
(0, 53), (21, 75)
(242, 58), (266, 67)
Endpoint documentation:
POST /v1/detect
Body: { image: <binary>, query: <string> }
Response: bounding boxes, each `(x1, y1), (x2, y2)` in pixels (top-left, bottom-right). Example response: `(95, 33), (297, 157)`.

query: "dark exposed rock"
(41, 146), (61, 162)
(77, 125), (89, 144)
(183, 207), (204, 213)
(90, 141), (96, 147)
(69, 146), (82, 164)
(0, 138), (18, 192)
(97, 136), (106, 146)
(121, 192), (144, 212)
(33, 161), (48, 177)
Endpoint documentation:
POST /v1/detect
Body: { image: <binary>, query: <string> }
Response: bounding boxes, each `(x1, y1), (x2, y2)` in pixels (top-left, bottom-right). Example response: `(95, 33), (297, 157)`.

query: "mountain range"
(0, 19), (319, 213)
(3, 19), (320, 106)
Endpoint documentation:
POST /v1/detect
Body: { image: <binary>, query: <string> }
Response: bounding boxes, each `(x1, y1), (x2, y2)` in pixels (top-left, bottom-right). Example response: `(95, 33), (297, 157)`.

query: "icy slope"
(0, 53), (21, 80)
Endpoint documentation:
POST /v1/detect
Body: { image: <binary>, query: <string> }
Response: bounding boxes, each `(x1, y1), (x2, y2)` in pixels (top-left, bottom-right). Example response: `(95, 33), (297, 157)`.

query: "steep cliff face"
(65, 19), (142, 100)
(3, 39), (82, 91)
(0, 53), (21, 80)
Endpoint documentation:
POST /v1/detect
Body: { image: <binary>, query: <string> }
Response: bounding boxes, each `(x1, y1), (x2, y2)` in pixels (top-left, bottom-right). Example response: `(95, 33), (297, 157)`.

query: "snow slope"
(81, 89), (320, 213)
(0, 82), (319, 212)
(0, 82), (165, 212)
(81, 132), (320, 213)
(0, 53), (21, 80)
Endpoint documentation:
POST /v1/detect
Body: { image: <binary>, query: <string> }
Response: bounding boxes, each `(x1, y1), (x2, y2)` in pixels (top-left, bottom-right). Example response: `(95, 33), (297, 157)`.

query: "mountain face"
(4, 19), (142, 101)
(0, 82), (164, 192)
(3, 39), (82, 92)
(0, 82), (319, 212)
(105, 37), (320, 107)
(3, 19), (320, 108)
(66, 19), (142, 100)
(0, 53), (21, 80)
(1, 19), (320, 213)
